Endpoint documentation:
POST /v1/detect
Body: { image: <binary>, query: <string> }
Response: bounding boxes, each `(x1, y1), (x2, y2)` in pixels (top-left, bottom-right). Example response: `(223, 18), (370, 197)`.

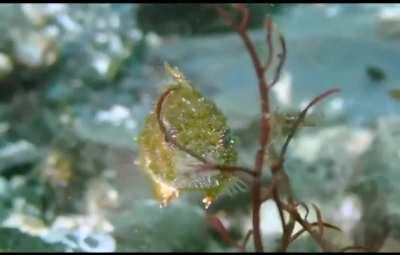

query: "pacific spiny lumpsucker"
(138, 64), (238, 208)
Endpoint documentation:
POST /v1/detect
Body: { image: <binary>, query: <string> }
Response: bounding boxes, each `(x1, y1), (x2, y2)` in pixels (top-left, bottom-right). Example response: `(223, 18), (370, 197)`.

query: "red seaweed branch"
(153, 3), (370, 252)
(211, 4), (343, 252)
(214, 4), (273, 251)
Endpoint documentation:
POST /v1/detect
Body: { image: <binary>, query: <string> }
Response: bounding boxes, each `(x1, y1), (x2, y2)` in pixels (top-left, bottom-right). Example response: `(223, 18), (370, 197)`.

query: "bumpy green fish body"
(138, 64), (237, 208)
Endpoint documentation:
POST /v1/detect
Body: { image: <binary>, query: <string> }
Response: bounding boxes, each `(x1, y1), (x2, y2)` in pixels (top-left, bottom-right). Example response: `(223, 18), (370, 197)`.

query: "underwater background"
(0, 3), (400, 252)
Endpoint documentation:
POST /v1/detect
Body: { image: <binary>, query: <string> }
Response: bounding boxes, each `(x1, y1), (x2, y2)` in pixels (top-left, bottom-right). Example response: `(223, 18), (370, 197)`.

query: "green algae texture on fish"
(138, 64), (237, 208)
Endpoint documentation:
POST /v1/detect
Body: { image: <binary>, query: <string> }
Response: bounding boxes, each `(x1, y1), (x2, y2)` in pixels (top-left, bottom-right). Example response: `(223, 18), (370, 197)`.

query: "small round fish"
(138, 64), (237, 208)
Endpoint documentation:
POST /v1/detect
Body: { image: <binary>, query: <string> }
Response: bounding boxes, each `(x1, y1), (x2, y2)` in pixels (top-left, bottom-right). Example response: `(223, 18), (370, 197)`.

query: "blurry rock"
(0, 227), (66, 252)
(352, 116), (400, 215)
(333, 195), (362, 234)
(43, 214), (116, 252)
(8, 93), (55, 145)
(287, 125), (374, 201)
(41, 149), (74, 188)
(351, 181), (390, 251)
(366, 65), (386, 82)
(136, 4), (283, 36)
(2, 213), (48, 237)
(259, 200), (283, 237)
(21, 4), (67, 27)
(1, 4), (141, 95)
(388, 89), (400, 101)
(376, 5), (400, 40)
(13, 32), (58, 68)
(85, 178), (119, 222)
(286, 236), (319, 252)
(92, 53), (112, 77)
(346, 117), (400, 251)
(0, 53), (13, 80)
(112, 199), (208, 252)
(72, 104), (138, 150)
(381, 237), (400, 252)
(271, 71), (293, 108)
(37, 128), (130, 219)
(0, 122), (10, 136)
(0, 140), (40, 174)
